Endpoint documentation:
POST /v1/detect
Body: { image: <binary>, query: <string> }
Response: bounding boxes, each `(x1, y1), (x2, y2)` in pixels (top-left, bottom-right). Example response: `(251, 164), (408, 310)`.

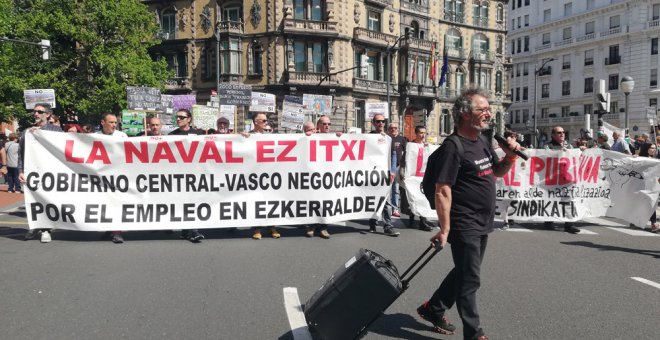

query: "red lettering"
(124, 141), (148, 163)
(502, 161), (521, 186)
(557, 157), (572, 185)
(225, 141), (243, 163)
(257, 141), (275, 162)
(199, 141), (223, 163)
(358, 140), (365, 160)
(277, 140), (297, 162)
(86, 141), (111, 164)
(339, 140), (357, 161)
(152, 142), (177, 163)
(64, 140), (85, 163)
(310, 140), (317, 162)
(529, 156), (545, 185)
(175, 141), (199, 163)
(319, 140), (339, 161)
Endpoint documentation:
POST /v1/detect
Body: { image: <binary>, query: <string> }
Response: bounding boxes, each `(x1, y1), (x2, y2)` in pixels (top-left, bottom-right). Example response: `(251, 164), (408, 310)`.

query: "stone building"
(143, 0), (511, 140)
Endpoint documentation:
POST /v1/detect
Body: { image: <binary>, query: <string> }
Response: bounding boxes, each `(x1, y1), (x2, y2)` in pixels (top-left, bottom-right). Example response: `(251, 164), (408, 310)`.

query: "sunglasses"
(176, 115), (189, 120)
(320, 122), (331, 126)
(33, 110), (48, 114)
(554, 131), (565, 135)
(374, 120), (385, 124)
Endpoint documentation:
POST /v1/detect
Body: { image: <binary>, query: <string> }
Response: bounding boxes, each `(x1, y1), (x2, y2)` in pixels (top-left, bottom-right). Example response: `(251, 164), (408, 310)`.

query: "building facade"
(143, 0), (511, 141)
(509, 0), (660, 146)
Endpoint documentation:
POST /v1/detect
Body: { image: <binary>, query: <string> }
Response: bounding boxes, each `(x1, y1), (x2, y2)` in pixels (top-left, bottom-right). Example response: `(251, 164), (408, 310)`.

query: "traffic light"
(41, 39), (50, 60)
(594, 79), (610, 114)
(360, 54), (369, 78)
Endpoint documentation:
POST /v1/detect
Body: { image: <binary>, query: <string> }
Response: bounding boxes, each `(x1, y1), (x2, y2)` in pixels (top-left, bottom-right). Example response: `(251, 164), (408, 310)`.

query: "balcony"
(472, 16), (488, 28)
(216, 20), (244, 35)
(605, 56), (621, 65)
(401, 82), (436, 98)
(536, 43), (551, 51)
(401, 0), (425, 13)
(156, 31), (175, 40)
(576, 33), (595, 42)
(365, 0), (392, 7)
(287, 71), (337, 86)
(446, 47), (464, 59)
(648, 18), (660, 29)
(164, 77), (192, 91)
(600, 27), (621, 37)
(469, 50), (496, 63)
(443, 11), (464, 24)
(437, 88), (457, 100)
(400, 37), (434, 51)
(283, 18), (338, 37)
(538, 66), (552, 76)
(352, 78), (395, 96)
(353, 27), (399, 48)
(554, 38), (573, 47)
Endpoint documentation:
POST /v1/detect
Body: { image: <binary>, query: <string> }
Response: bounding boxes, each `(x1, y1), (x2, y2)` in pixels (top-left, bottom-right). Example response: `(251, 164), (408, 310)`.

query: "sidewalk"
(0, 184), (25, 211)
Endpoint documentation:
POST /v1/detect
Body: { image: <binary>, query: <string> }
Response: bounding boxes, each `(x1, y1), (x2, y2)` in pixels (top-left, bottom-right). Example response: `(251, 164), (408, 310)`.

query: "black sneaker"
(369, 223), (376, 233)
(418, 223), (433, 232)
(383, 227), (400, 237)
(188, 230), (205, 243)
(416, 301), (456, 335)
(564, 224), (580, 234)
(111, 233), (124, 244)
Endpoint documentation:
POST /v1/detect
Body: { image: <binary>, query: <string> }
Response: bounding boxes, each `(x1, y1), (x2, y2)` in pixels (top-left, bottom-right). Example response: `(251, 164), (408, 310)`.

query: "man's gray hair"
(33, 103), (53, 113)
(451, 87), (490, 126)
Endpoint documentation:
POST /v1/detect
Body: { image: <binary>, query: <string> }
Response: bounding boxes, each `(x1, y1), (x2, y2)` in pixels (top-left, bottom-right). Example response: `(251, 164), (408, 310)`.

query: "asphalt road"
(0, 203), (658, 340)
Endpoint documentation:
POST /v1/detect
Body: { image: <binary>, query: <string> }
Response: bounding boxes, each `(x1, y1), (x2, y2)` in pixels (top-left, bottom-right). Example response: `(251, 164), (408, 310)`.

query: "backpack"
(420, 133), (490, 209)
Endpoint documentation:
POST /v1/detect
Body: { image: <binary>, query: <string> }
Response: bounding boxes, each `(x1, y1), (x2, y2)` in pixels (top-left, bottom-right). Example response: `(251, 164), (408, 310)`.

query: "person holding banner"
(216, 117), (230, 134)
(136, 116), (163, 136)
(248, 112), (281, 240)
(19, 103), (63, 243)
(301, 118), (332, 239)
(168, 109), (206, 243)
(417, 88), (521, 340)
(389, 122), (407, 217)
(368, 114), (400, 236)
(543, 126), (581, 234)
(401, 126), (433, 231)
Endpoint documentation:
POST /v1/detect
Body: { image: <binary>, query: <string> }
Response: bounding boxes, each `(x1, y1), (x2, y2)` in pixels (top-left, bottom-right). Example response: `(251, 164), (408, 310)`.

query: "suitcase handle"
(400, 240), (442, 290)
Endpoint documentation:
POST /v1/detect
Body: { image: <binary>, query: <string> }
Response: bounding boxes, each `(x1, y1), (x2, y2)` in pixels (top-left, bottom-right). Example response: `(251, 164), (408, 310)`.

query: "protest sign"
(250, 92), (276, 112)
(303, 94), (333, 115)
(120, 110), (147, 136)
(402, 146), (660, 227)
(365, 102), (389, 120)
(24, 89), (56, 109)
(172, 94), (197, 112)
(218, 84), (252, 106)
(126, 86), (161, 111)
(282, 95), (305, 130)
(24, 131), (391, 231)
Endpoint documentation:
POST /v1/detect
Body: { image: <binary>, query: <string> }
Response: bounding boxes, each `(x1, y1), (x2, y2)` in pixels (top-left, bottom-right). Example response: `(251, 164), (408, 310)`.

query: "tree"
(0, 0), (172, 126)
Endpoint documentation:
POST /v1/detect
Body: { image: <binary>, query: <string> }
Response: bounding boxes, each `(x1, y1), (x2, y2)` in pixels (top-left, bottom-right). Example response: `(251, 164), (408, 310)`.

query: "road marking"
(576, 229), (598, 235)
(504, 227), (533, 232)
(283, 287), (313, 340)
(606, 227), (660, 237)
(631, 277), (660, 290)
(0, 221), (28, 225)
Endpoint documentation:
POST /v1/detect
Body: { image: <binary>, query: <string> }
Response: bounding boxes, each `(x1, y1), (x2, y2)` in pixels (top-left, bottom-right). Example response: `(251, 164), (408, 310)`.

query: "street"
(0, 195), (658, 340)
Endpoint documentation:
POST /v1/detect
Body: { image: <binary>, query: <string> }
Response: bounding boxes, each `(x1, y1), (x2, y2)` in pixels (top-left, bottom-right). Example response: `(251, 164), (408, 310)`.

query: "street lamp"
(385, 32), (410, 127)
(532, 57), (554, 148)
(621, 75), (635, 137)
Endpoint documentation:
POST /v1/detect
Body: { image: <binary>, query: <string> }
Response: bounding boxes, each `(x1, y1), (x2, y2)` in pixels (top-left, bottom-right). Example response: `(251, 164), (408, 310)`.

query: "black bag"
(304, 244), (442, 340)
(421, 134), (463, 210)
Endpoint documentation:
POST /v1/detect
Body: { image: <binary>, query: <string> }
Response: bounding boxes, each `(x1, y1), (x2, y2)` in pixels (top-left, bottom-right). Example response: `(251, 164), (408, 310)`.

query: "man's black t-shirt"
(435, 135), (498, 235)
(168, 128), (205, 135)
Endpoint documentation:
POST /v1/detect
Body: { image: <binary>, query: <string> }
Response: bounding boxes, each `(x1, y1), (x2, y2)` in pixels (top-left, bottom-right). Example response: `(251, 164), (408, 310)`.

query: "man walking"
(18, 103), (63, 243)
(388, 122), (407, 217)
(543, 126), (581, 234)
(417, 88), (521, 340)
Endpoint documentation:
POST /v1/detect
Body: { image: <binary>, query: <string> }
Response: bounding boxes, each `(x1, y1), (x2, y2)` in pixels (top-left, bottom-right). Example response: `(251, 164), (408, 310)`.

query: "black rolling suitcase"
(304, 243), (441, 340)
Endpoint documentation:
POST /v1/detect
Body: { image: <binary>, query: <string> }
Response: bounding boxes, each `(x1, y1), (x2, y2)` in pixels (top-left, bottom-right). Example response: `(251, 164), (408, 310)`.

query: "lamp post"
(532, 57), (555, 148)
(621, 75), (635, 138)
(385, 33), (410, 127)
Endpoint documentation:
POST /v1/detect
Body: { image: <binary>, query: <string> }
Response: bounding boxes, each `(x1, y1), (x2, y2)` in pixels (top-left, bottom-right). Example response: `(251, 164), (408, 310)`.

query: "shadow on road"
(561, 241), (660, 259)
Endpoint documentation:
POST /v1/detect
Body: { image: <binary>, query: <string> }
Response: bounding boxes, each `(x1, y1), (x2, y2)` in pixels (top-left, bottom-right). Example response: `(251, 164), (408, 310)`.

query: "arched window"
(410, 21), (420, 39)
(252, 43), (263, 75)
(161, 8), (176, 35)
(445, 28), (462, 51)
(294, 0), (324, 21)
(495, 71), (503, 93)
(472, 33), (489, 54)
(473, 1), (488, 26)
(496, 36), (503, 54)
(496, 3), (504, 22)
(455, 67), (464, 94)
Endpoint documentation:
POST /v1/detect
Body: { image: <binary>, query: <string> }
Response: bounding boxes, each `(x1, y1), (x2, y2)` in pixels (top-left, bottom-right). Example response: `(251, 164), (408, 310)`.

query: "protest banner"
(402, 146), (660, 227)
(24, 89), (56, 109)
(24, 131), (391, 231)
(365, 102), (389, 120)
(401, 143), (440, 218)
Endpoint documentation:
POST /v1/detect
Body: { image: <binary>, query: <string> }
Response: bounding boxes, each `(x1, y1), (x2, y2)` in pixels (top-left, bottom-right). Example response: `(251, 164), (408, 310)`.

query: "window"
(523, 87), (528, 101)
(541, 108), (549, 118)
(542, 32), (550, 45)
(564, 3), (572, 16)
(563, 27), (572, 40)
(511, 40), (515, 55)
(584, 77), (593, 93)
(456, 68), (464, 94)
(585, 21), (595, 35)
(584, 104), (592, 116)
(524, 15), (529, 27)
(653, 38), (659, 55)
(368, 10), (381, 32)
(220, 40), (240, 74)
(472, 33), (489, 55)
(654, 4), (660, 21)
(523, 62), (528, 75)
(608, 45), (620, 64)
(585, 49), (594, 66)
(541, 83), (549, 98)
(562, 80), (570, 96)
(522, 109), (529, 123)
(496, 4), (504, 22)
(517, 17), (521, 29)
(202, 46), (216, 80)
(587, 0), (595, 10)
(543, 9), (551, 22)
(496, 36), (503, 54)
(651, 69), (658, 87)
(515, 87), (520, 101)
(251, 43), (263, 75)
(517, 37), (521, 53)
(294, 0), (323, 21)
(357, 52), (381, 80)
(295, 41), (326, 73)
(164, 51), (188, 77)
(222, 6), (241, 21)
(473, 1), (488, 26)
(562, 54), (571, 70)
(610, 15), (620, 29)
(610, 101), (618, 114)
(608, 74), (619, 90)
(561, 106), (570, 117)
(525, 0), (529, 5)
(445, 29), (463, 50)
(445, 0), (465, 23)
(495, 71), (503, 93)
(650, 98), (658, 107)
(524, 36), (529, 51)
(161, 9), (176, 35)
(516, 64), (520, 77)
(514, 110), (520, 124)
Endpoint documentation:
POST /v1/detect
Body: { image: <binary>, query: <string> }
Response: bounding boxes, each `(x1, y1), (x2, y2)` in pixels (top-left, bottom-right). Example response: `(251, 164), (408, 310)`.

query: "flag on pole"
(411, 54), (418, 82)
(428, 42), (436, 82)
(439, 48), (449, 87)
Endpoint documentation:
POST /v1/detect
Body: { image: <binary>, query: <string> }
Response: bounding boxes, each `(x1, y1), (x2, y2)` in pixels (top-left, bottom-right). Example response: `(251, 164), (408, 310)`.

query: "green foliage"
(0, 0), (172, 126)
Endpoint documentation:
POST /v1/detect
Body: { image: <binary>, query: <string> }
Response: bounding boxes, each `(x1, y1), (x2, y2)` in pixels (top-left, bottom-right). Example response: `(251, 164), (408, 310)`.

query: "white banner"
(24, 131), (391, 231)
(401, 143), (440, 218)
(402, 146), (660, 227)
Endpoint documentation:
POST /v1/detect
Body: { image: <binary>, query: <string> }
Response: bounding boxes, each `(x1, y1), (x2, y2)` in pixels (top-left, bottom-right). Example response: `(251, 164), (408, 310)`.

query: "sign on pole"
(24, 89), (56, 109)
(365, 101), (389, 120)
(282, 95), (305, 130)
(126, 86), (162, 111)
(250, 92), (276, 112)
(302, 94), (333, 115)
(121, 109), (147, 136)
(218, 84), (252, 106)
